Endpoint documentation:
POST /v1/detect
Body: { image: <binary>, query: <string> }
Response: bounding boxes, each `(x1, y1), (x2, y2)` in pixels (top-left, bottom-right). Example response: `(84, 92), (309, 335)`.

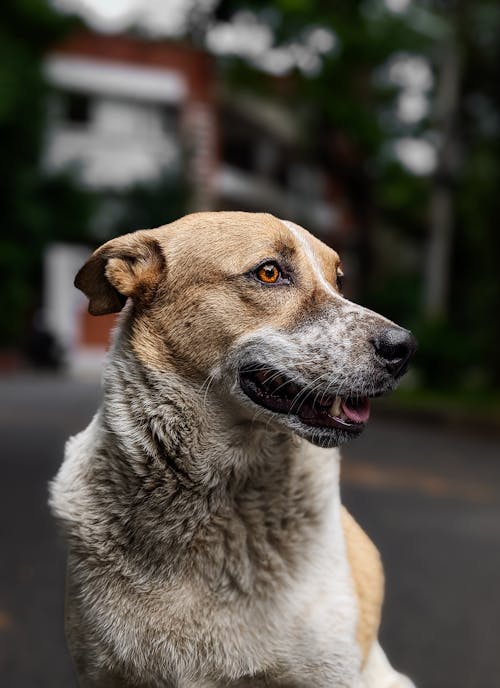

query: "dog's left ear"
(75, 230), (165, 315)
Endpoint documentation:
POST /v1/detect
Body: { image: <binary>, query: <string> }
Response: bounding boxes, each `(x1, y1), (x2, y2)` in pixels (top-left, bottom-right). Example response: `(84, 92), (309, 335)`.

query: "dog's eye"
(255, 262), (282, 284)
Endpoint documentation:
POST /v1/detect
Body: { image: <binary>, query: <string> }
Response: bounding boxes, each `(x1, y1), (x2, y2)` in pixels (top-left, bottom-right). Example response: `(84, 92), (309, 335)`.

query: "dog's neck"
(84, 326), (340, 590)
(102, 333), (296, 490)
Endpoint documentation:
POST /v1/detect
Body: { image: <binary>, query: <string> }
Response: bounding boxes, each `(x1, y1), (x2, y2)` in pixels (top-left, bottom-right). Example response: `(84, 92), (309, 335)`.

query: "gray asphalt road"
(0, 374), (499, 688)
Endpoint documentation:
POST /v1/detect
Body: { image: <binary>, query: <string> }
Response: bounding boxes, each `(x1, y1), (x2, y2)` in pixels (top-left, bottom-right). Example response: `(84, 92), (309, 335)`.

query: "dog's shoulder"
(340, 506), (384, 666)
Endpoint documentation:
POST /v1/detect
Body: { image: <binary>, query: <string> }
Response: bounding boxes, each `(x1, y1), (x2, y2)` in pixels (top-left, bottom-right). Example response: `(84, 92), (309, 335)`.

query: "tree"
(0, 0), (93, 345)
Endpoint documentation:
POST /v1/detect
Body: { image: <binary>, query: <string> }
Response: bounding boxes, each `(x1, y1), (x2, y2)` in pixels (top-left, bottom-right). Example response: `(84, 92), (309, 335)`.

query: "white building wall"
(44, 55), (186, 103)
(43, 56), (186, 189)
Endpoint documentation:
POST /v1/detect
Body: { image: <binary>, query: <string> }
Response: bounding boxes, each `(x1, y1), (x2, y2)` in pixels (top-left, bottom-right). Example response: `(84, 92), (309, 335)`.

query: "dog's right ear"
(75, 230), (165, 316)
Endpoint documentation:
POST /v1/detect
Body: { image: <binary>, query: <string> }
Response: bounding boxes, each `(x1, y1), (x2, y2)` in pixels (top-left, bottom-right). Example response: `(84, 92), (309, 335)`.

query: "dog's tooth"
(328, 396), (342, 417)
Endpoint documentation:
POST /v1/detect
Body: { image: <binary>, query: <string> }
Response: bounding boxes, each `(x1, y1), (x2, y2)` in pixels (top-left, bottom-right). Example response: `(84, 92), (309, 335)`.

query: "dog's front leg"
(360, 642), (416, 688)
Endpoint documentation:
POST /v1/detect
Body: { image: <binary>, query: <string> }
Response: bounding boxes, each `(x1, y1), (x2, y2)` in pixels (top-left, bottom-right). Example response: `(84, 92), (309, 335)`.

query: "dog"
(50, 212), (417, 687)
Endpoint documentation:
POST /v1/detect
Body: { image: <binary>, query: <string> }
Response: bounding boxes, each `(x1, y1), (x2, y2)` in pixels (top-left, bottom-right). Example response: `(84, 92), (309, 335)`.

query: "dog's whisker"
(286, 371), (332, 417)
(199, 372), (218, 408)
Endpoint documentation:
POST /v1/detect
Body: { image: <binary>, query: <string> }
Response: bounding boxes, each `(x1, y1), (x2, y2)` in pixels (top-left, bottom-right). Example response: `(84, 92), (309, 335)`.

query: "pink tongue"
(341, 398), (370, 424)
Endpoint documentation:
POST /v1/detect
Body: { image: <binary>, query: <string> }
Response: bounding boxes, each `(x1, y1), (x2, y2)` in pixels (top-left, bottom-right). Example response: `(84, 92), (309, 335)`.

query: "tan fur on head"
(75, 230), (165, 315)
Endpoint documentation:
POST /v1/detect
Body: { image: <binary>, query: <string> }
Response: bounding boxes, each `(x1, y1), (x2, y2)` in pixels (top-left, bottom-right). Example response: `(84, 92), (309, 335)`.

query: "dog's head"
(76, 212), (416, 448)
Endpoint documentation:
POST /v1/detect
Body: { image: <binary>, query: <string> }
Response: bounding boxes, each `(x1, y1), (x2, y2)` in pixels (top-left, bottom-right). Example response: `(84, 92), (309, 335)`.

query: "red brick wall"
(78, 309), (116, 347)
(51, 31), (215, 104)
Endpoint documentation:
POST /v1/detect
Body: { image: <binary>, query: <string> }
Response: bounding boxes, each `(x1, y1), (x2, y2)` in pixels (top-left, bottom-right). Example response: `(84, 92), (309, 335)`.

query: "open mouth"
(239, 366), (371, 434)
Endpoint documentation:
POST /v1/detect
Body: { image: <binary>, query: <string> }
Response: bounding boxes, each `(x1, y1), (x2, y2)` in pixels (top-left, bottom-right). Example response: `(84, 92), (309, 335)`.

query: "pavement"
(0, 373), (499, 688)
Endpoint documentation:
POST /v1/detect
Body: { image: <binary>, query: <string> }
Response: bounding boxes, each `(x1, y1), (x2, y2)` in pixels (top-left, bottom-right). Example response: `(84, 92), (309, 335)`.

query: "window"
(161, 104), (179, 135)
(64, 93), (91, 125)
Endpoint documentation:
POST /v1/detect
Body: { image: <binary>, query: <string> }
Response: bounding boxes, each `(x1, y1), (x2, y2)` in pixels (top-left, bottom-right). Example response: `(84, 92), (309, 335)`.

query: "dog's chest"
(226, 491), (360, 686)
(152, 495), (361, 688)
(61, 433), (362, 686)
(173, 456), (361, 686)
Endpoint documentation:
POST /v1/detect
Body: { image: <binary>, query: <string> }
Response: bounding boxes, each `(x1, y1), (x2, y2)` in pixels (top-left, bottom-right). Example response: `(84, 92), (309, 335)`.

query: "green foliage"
(414, 320), (485, 391)
(375, 164), (430, 239)
(0, 0), (93, 345)
(366, 271), (420, 329)
(216, 0), (433, 151)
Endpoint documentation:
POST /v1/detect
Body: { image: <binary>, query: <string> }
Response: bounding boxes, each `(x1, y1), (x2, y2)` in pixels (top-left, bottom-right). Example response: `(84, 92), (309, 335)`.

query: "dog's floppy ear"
(75, 230), (165, 316)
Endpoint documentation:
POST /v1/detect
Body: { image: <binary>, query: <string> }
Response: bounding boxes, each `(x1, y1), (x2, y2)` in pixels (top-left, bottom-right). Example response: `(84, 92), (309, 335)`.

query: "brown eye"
(256, 263), (281, 284)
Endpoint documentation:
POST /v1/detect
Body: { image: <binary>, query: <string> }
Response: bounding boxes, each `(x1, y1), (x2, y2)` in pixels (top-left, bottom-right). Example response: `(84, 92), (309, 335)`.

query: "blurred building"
(42, 30), (358, 375)
(43, 31), (216, 207)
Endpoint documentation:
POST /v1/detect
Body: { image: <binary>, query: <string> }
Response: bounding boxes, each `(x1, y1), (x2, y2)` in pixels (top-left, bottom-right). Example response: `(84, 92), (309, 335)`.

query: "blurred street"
(0, 374), (499, 688)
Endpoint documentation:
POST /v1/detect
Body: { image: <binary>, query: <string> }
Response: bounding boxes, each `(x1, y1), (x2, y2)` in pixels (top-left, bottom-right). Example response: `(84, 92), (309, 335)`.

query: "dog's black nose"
(372, 327), (417, 377)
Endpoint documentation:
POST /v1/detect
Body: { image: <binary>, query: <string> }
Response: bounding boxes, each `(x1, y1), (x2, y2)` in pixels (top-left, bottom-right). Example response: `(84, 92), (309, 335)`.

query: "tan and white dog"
(50, 212), (417, 688)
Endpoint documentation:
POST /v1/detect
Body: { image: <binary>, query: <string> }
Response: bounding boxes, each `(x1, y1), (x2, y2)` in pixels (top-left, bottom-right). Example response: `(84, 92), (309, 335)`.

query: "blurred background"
(0, 0), (499, 686)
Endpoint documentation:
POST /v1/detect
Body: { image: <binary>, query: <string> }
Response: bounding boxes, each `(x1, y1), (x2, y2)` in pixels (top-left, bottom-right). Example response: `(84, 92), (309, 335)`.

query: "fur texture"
(50, 212), (416, 687)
